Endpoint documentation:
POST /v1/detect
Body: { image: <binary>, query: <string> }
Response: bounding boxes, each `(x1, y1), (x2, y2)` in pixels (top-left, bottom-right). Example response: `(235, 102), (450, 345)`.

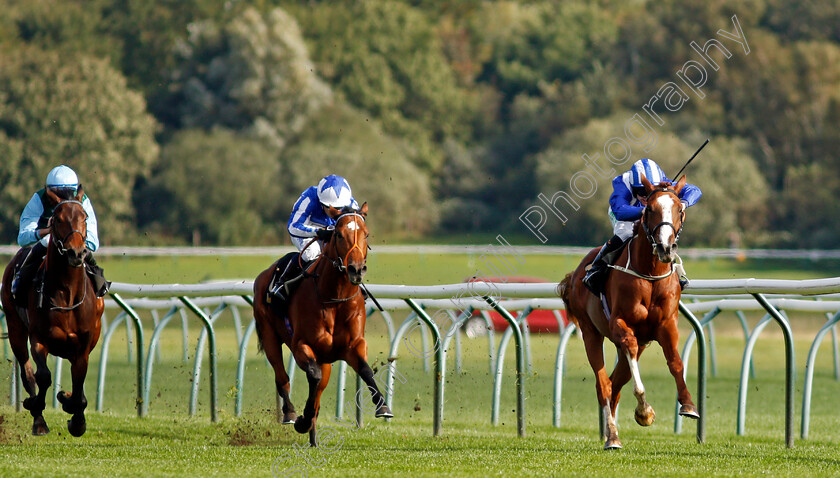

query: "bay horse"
(559, 174), (698, 449)
(0, 186), (104, 436)
(252, 202), (392, 447)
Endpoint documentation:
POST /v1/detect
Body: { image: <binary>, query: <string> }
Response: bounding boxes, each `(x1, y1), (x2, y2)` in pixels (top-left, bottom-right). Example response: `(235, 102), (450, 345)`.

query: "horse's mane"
(52, 186), (79, 201)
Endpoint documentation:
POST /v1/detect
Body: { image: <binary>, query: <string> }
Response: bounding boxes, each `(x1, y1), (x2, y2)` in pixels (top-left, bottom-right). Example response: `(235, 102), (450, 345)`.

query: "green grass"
(1, 252), (840, 476)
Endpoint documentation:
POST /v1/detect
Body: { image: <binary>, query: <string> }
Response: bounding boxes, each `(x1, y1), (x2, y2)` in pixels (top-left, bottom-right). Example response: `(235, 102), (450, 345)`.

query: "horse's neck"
(630, 233), (671, 276)
(45, 244), (84, 289)
(314, 249), (357, 299)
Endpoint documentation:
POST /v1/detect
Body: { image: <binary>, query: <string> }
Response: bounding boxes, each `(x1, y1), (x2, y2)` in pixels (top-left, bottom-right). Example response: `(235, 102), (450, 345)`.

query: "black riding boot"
(85, 252), (111, 298)
(582, 235), (626, 296)
(11, 243), (46, 301)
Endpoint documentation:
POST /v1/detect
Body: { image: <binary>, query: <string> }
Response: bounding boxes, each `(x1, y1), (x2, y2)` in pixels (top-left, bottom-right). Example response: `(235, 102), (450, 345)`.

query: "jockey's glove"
(316, 228), (334, 241)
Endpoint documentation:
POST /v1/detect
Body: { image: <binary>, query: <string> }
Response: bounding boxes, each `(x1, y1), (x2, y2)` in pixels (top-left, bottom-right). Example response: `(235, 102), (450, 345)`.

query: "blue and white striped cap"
(630, 158), (664, 188)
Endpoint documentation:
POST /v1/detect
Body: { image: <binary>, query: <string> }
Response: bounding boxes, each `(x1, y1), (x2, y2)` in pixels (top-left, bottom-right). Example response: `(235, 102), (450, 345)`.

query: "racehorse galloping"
(559, 174), (698, 449)
(1, 187), (104, 436)
(253, 203), (392, 447)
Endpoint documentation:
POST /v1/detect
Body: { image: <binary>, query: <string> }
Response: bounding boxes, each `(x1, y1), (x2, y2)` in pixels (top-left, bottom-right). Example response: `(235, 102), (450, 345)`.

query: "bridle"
(46, 199), (89, 310)
(51, 200), (88, 260)
(301, 211), (368, 305)
(324, 212), (367, 273)
(641, 187), (685, 253)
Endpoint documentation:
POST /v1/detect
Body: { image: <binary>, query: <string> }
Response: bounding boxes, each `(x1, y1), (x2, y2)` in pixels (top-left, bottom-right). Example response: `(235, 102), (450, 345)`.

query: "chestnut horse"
(252, 203), (392, 446)
(1, 187), (104, 436)
(560, 174), (698, 449)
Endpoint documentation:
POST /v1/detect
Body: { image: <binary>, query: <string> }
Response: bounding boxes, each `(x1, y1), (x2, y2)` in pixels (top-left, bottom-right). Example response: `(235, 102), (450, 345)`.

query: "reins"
(44, 199), (89, 311)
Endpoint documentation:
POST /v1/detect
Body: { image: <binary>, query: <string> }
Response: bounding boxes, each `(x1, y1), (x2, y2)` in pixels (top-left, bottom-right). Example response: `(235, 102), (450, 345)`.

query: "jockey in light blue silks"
(269, 175), (359, 303)
(582, 158), (702, 295)
(12, 165), (110, 302)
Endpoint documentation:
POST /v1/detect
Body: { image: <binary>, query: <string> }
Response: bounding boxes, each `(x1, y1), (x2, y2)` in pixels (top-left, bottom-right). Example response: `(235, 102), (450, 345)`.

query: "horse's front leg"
(292, 343), (326, 438)
(344, 338), (392, 419)
(658, 319), (699, 419)
(57, 353), (90, 437)
(25, 341), (51, 435)
(306, 363), (332, 447)
(612, 318), (655, 427)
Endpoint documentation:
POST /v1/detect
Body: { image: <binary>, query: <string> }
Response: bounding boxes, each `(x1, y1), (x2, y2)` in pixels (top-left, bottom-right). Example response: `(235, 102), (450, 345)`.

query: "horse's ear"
(359, 202), (368, 217)
(45, 188), (61, 207)
(672, 175), (686, 195)
(640, 173), (654, 195)
(75, 184), (85, 202)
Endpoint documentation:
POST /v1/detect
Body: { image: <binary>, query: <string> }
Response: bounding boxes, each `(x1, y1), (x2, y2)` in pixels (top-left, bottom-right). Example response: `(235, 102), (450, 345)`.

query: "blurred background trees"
(0, 0), (838, 248)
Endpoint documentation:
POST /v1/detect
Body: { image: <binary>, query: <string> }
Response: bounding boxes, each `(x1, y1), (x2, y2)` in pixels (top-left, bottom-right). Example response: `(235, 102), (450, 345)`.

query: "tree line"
(1, 0), (838, 247)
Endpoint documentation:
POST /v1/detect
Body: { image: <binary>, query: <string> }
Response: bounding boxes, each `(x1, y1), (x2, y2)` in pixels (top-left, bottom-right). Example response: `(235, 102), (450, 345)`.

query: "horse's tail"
(254, 320), (265, 354)
(558, 272), (578, 325)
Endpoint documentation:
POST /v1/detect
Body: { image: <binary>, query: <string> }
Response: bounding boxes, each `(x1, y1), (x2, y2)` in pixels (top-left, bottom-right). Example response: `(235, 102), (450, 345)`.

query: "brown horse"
(1, 187), (104, 436)
(560, 174), (698, 449)
(253, 202), (392, 446)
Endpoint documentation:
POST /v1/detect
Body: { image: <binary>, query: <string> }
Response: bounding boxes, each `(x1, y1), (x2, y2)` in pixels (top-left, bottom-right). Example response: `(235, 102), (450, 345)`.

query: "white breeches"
(291, 236), (322, 262)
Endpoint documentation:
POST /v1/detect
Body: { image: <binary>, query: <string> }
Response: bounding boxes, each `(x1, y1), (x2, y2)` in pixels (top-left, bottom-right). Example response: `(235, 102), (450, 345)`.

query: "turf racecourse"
(1, 251), (840, 477)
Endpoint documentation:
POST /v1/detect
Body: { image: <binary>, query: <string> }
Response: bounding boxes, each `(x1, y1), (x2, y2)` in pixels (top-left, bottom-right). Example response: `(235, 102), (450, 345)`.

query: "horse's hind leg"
(578, 322), (619, 449)
(6, 310), (37, 400)
(57, 354), (90, 437)
(345, 339), (393, 418)
(258, 324), (297, 424)
(658, 322), (699, 419)
(27, 342), (51, 436)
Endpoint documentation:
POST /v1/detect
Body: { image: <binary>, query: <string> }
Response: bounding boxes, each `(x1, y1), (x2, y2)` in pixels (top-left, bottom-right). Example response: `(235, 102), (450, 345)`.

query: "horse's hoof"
(375, 405), (393, 419)
(68, 415), (86, 437)
(294, 417), (312, 434)
(604, 438), (622, 450)
(282, 413), (297, 425)
(634, 405), (655, 427)
(679, 404), (700, 419)
(57, 391), (74, 414)
(32, 416), (50, 436)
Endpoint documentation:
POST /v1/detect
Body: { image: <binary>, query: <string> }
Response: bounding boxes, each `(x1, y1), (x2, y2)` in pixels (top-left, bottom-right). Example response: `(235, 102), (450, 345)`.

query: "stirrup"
(10, 274), (21, 298)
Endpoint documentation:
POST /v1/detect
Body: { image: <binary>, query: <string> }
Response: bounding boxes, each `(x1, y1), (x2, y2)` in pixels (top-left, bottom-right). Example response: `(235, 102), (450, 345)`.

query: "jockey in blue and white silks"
(582, 158), (702, 295)
(269, 175), (359, 305)
(287, 175), (359, 262)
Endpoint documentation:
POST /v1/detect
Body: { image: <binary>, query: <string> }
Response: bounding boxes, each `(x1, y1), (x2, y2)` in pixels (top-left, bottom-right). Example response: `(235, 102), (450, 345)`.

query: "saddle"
(265, 252), (305, 336)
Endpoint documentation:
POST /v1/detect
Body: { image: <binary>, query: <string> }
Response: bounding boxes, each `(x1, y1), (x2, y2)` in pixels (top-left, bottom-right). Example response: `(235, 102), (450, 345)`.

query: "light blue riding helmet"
(46, 165), (79, 192)
(630, 158), (665, 188)
(317, 175), (353, 208)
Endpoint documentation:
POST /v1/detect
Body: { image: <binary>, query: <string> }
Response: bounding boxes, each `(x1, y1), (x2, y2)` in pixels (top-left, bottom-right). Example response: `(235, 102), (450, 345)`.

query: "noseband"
(51, 200), (88, 258)
(641, 188), (685, 251)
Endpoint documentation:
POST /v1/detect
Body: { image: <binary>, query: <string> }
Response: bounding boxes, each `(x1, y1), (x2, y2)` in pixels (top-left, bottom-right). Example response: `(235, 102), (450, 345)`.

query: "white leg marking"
(626, 351), (645, 396)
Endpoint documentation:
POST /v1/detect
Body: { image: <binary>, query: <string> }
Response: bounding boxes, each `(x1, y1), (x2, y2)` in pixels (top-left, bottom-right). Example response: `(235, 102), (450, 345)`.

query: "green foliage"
(138, 129), (281, 245)
(533, 114), (769, 247)
(293, 0), (477, 172)
(280, 103), (438, 237)
(780, 163), (840, 248)
(472, 1), (619, 96)
(167, 7), (333, 150)
(0, 46), (158, 244)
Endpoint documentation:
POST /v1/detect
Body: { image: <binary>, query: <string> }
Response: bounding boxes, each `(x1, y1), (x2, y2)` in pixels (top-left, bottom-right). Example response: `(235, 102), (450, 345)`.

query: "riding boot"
(582, 235), (626, 296)
(12, 243), (46, 302)
(84, 252), (111, 298)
